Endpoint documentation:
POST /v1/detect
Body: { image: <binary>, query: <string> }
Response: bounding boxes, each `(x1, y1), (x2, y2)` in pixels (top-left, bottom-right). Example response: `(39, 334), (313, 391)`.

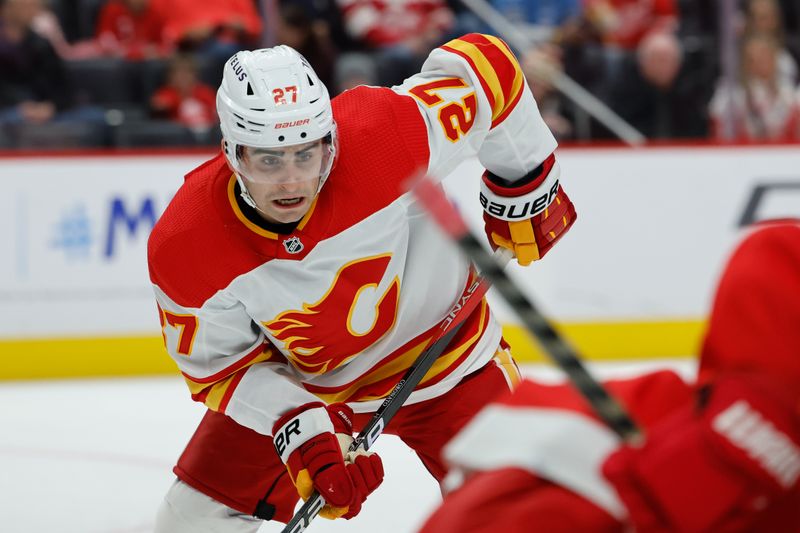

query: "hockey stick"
(282, 248), (512, 533)
(411, 176), (643, 443)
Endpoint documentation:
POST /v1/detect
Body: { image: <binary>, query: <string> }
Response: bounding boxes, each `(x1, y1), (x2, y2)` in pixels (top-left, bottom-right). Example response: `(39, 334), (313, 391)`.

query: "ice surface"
(0, 360), (695, 533)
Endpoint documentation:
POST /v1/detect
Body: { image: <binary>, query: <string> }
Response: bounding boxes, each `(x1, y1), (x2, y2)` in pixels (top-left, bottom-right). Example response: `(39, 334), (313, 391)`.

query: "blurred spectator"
(94, 0), (170, 60)
(150, 0), (262, 61)
(150, 54), (216, 133)
(276, 3), (336, 89)
(443, 0), (489, 38)
(582, 0), (677, 50)
(491, 0), (581, 32)
(556, 14), (608, 92)
(775, 0), (800, 33)
(675, 0), (716, 37)
(280, 0), (359, 53)
(521, 43), (573, 139)
(337, 0), (454, 85)
(743, 0), (798, 85)
(26, 0), (170, 61)
(554, 19), (614, 139)
(710, 32), (800, 141)
(334, 51), (378, 93)
(605, 31), (709, 139)
(0, 0), (62, 124)
(17, 0), (103, 59)
(0, 0), (103, 126)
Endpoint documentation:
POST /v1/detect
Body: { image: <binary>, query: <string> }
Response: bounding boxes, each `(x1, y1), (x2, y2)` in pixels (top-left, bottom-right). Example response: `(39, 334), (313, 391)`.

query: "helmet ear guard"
(217, 46), (338, 201)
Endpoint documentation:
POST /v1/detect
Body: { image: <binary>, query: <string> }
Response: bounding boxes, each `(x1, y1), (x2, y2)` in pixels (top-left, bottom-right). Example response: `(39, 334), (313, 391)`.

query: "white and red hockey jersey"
(148, 33), (557, 437)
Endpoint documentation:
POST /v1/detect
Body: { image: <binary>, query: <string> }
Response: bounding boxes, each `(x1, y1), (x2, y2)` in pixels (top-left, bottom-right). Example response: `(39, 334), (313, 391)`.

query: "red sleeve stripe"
(489, 84), (524, 128)
(186, 366), (247, 412)
(440, 33), (525, 128)
(189, 385), (211, 404)
(181, 342), (275, 385)
(441, 42), (497, 116)
(216, 369), (247, 413)
(184, 347), (283, 411)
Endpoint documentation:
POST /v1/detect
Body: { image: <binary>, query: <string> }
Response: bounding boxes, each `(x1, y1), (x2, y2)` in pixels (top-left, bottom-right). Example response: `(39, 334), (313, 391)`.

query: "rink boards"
(1, 145), (798, 379)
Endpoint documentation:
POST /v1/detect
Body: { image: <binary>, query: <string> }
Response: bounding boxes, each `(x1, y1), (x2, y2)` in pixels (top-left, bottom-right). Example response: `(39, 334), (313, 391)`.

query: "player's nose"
(275, 174), (305, 192)
(278, 165), (310, 187)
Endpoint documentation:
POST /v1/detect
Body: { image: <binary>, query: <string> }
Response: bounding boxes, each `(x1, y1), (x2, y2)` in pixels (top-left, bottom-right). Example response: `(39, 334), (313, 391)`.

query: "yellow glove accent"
(319, 505), (349, 520)
(491, 220), (541, 267)
(293, 468), (314, 501)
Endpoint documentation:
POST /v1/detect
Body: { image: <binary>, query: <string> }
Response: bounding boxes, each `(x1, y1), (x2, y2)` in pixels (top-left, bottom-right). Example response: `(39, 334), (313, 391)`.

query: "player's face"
(239, 141), (324, 224)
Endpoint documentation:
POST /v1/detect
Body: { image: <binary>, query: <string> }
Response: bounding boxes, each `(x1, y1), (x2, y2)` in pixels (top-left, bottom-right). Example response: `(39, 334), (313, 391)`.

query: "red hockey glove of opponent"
(481, 154), (576, 266)
(273, 402), (384, 519)
(603, 377), (800, 532)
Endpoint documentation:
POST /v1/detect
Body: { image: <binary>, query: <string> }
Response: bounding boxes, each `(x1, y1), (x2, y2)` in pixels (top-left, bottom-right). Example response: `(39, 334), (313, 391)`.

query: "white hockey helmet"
(217, 46), (337, 206)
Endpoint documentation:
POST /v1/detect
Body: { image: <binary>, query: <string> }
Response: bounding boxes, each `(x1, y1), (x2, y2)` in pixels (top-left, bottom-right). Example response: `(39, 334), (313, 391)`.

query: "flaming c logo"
(264, 254), (400, 374)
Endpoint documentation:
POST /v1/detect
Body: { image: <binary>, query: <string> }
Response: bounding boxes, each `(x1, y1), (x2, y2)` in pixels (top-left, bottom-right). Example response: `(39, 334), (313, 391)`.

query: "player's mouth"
(273, 197), (305, 209)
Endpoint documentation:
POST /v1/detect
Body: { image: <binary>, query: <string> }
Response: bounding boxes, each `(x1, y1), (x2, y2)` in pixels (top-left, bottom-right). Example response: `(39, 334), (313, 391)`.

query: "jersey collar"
(226, 174), (318, 239)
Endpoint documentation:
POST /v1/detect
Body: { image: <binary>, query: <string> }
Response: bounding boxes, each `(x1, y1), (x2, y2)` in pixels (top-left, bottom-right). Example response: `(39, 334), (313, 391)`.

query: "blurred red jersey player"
(422, 219), (800, 533)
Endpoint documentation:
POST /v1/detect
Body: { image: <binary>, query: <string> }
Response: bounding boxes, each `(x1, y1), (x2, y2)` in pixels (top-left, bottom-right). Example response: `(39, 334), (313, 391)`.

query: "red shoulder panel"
(148, 153), (278, 308)
(322, 86), (430, 235)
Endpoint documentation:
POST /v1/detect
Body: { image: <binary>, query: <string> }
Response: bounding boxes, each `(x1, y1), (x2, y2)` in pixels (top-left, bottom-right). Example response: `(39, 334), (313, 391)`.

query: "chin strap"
(314, 136), (337, 195)
(236, 173), (260, 210)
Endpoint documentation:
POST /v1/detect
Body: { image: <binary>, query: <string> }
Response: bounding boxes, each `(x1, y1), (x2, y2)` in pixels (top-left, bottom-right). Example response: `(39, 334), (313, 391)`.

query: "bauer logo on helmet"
(276, 119), (310, 129)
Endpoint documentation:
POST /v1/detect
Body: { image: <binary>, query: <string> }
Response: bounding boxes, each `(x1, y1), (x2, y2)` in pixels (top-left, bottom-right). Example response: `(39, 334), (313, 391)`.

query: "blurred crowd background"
(1, 0), (799, 149)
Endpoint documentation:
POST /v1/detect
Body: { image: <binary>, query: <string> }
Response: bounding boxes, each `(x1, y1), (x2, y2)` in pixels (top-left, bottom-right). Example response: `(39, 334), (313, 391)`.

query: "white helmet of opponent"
(217, 46), (337, 207)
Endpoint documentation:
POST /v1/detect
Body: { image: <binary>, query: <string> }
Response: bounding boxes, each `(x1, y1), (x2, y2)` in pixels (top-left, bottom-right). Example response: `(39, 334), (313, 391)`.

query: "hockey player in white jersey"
(148, 34), (575, 531)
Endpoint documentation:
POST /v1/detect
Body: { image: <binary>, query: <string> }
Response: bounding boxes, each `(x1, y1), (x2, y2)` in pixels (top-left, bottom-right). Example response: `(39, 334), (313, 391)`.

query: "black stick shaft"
(456, 232), (642, 442)
(409, 174), (641, 442)
(281, 254), (506, 533)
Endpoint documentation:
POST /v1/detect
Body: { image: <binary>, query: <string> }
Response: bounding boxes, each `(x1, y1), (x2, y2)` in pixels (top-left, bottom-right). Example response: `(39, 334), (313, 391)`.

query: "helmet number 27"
(273, 86), (298, 106)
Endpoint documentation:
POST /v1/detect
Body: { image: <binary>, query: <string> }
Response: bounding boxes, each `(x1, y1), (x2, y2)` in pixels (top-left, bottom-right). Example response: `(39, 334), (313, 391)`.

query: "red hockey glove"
(273, 402), (384, 520)
(481, 154), (576, 266)
(603, 377), (800, 532)
(339, 453), (385, 519)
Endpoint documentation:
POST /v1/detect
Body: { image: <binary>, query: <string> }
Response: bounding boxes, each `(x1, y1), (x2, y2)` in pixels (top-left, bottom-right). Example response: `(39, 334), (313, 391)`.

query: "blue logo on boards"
(51, 204), (92, 260)
(104, 197), (157, 258)
(48, 195), (167, 262)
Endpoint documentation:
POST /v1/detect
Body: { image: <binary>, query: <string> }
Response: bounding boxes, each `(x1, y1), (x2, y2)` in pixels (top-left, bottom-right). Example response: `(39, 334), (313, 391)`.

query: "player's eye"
(295, 151), (313, 163)
(261, 155), (283, 167)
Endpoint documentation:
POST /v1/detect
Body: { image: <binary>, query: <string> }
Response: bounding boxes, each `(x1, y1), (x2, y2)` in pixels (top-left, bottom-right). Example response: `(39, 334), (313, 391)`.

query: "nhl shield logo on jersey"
(283, 236), (304, 254)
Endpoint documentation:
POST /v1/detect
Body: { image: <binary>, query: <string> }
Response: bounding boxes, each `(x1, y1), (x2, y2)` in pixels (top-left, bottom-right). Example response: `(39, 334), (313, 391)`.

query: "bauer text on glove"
(481, 153), (576, 266)
(273, 402), (384, 519)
